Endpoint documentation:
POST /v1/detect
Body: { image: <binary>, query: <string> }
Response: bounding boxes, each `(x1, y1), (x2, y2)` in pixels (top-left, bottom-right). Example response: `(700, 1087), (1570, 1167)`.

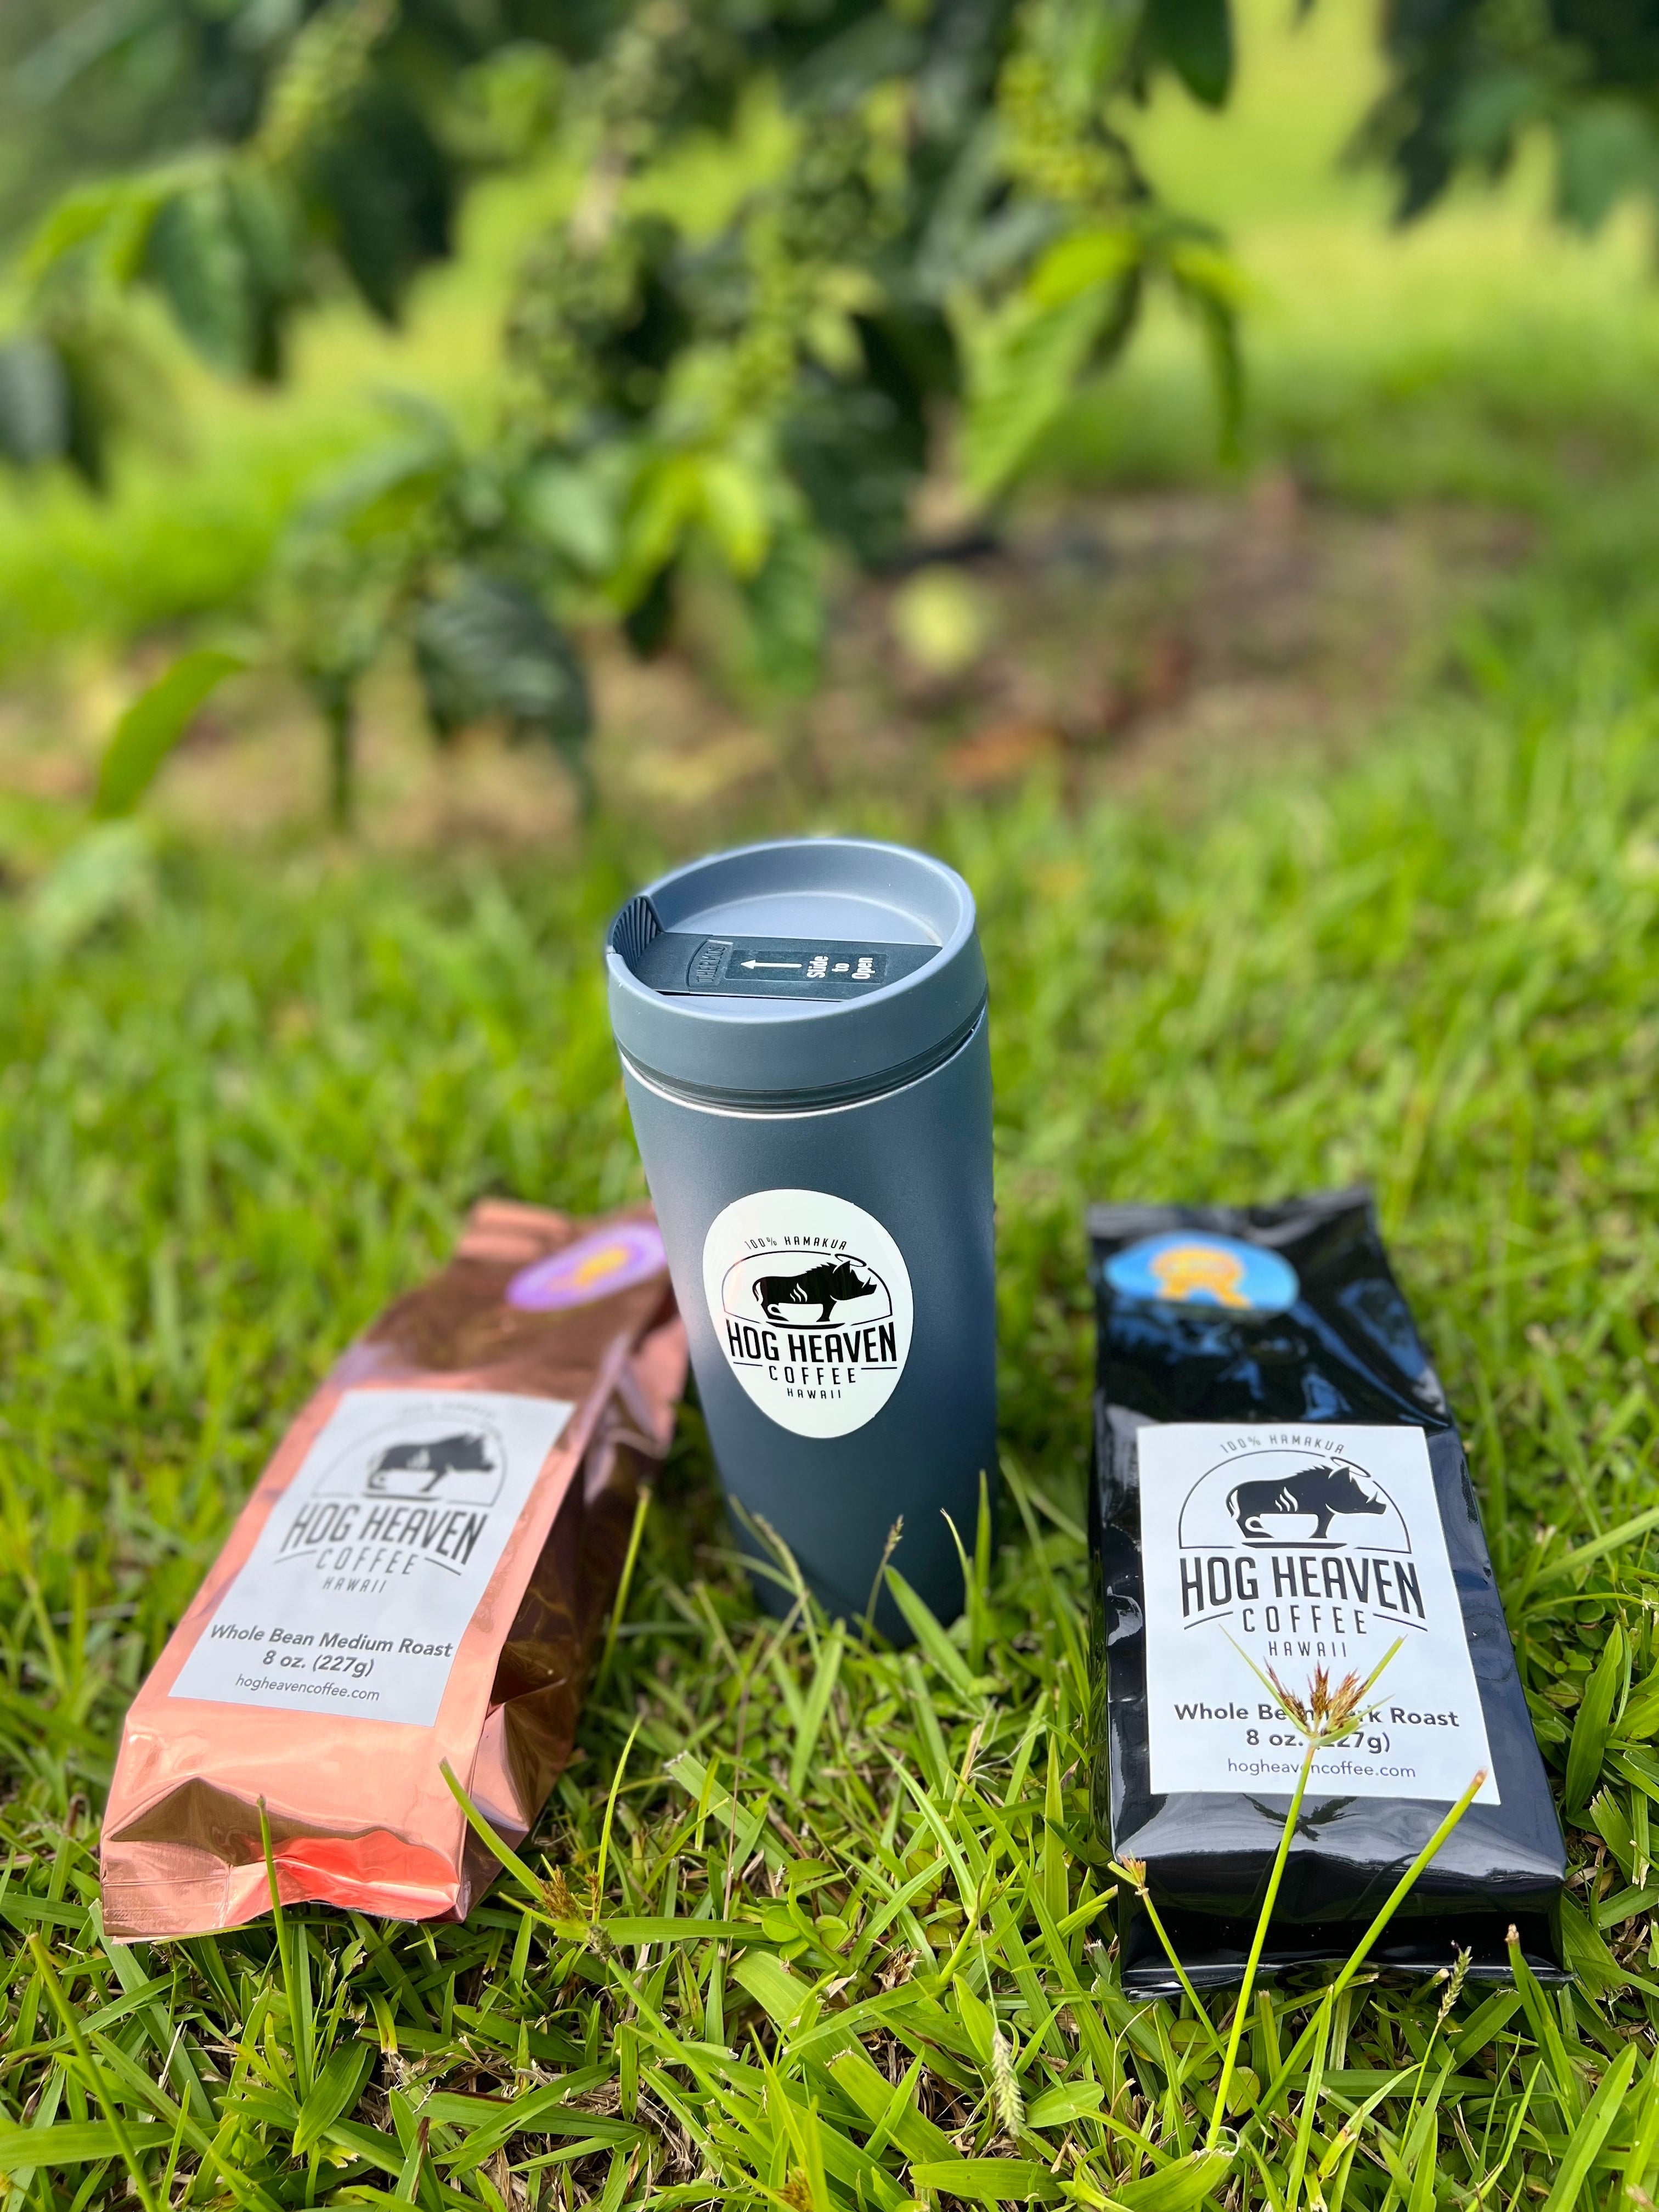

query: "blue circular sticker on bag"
(1104, 1232), (1299, 1313)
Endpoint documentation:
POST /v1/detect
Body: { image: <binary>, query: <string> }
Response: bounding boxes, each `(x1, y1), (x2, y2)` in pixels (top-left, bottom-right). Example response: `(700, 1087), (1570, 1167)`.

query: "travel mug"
(606, 837), (996, 1635)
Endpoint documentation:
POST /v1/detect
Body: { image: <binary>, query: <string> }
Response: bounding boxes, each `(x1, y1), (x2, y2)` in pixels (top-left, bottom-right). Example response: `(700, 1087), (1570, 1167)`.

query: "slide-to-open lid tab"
(630, 928), (936, 1002)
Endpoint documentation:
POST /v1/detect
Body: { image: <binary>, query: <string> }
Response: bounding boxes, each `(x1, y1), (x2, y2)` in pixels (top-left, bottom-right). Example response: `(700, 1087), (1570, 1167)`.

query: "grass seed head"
(1435, 1944), (1472, 2027)
(1265, 1663), (1373, 1741)
(541, 1866), (580, 1921)
(1265, 1664), (1311, 1730)
(990, 2024), (1025, 2136)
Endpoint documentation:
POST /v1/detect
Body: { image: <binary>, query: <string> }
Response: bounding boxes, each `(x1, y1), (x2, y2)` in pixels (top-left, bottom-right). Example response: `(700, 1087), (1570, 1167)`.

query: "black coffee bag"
(1087, 1189), (1565, 1993)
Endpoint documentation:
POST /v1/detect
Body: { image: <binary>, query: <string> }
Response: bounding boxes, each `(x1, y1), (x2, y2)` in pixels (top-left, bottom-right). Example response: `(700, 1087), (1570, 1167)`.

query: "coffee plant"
(0, 0), (1251, 819)
(1362, 0), (1659, 230)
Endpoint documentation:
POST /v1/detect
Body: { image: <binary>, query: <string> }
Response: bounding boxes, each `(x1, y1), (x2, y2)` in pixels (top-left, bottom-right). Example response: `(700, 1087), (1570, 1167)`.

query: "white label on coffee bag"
(171, 1387), (573, 1726)
(1139, 1423), (1499, 1804)
(702, 1188), (913, 1439)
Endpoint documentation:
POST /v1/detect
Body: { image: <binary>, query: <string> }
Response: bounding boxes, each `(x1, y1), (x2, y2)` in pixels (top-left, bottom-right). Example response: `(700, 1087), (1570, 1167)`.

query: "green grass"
(7, 0), (1659, 2201)
(4, 563), (1659, 2203)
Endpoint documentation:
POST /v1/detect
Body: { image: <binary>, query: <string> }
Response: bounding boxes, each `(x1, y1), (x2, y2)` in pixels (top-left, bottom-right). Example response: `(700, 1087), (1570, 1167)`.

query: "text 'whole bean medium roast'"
(101, 1201), (685, 1939)
(1087, 1190), (1565, 1992)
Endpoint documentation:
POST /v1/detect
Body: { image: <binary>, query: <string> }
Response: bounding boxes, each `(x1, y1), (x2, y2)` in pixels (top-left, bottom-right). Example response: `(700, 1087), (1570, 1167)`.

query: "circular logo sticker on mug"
(1104, 1231), (1299, 1313)
(702, 1189), (914, 1438)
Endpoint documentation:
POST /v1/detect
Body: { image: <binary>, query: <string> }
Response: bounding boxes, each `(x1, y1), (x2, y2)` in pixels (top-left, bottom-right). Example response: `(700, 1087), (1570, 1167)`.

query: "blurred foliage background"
(3, 0), (1655, 839)
(0, 0), (1257, 823)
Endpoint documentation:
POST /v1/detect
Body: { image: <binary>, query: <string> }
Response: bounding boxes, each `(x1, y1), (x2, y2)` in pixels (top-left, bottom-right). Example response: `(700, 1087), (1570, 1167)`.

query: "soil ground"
(0, 481), (1529, 871)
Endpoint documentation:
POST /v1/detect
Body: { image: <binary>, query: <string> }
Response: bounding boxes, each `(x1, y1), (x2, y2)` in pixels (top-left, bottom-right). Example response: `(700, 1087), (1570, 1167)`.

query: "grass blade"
(1539, 2041), (1637, 2212)
(884, 1566), (981, 1699)
(1564, 1621), (1625, 1814)
(788, 1620), (845, 1797)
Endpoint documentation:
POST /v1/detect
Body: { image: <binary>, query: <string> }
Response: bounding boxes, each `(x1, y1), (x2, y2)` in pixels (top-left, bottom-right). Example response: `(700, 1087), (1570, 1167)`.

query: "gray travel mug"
(606, 837), (996, 1638)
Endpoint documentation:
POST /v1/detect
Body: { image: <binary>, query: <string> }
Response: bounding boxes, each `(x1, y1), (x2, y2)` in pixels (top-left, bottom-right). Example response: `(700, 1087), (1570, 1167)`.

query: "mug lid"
(606, 837), (985, 1109)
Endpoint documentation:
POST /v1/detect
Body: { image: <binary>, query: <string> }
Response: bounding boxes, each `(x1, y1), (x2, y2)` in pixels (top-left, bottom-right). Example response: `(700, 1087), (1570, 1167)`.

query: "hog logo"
(752, 1257), (879, 1325)
(1227, 1463), (1388, 1544)
(365, 1432), (495, 1497)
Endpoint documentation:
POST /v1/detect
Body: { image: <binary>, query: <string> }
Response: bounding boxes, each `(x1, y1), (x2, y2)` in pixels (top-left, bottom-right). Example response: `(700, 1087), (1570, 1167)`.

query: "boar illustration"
(753, 1258), (878, 1325)
(366, 1432), (494, 1496)
(1227, 1463), (1387, 1543)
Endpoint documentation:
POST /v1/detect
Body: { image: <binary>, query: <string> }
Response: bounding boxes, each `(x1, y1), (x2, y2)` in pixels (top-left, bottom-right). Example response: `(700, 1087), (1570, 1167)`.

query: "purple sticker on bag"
(506, 1221), (667, 1311)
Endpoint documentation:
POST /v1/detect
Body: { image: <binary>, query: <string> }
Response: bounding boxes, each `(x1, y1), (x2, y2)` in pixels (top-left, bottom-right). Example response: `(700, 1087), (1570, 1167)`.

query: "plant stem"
(1242, 1768), (1487, 2141)
(323, 682), (356, 834)
(1142, 1889), (1223, 2054)
(1207, 1731), (1319, 2148)
(1109, 1862), (1221, 2052)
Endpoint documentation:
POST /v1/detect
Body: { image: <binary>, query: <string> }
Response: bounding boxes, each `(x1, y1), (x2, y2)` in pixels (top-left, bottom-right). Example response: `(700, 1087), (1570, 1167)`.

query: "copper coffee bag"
(101, 1200), (685, 1939)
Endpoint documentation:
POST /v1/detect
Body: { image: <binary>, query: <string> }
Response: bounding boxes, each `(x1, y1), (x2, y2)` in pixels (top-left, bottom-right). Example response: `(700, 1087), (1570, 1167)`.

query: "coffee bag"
(1087, 1189), (1565, 1990)
(102, 1201), (684, 1938)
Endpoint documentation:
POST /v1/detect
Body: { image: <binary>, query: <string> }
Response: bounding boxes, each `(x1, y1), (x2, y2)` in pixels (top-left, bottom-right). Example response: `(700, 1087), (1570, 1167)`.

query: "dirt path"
(0, 482), (1529, 870)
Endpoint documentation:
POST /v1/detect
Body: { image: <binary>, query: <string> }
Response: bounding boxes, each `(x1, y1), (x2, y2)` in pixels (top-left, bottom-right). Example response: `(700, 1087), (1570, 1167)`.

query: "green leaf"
(596, 1917), (777, 1943)
(1507, 1927), (1582, 2121)
(909, 2159), (1063, 2203)
(94, 648), (244, 820)
(414, 573), (591, 749)
(1145, 0), (1234, 108)
(1620, 2046), (1659, 2206)
(788, 1623), (845, 1798)
(297, 411), (456, 543)
(1024, 2079), (1104, 2128)
(1403, 2056), (1452, 2212)
(143, 181), (258, 375)
(1589, 1786), (1637, 1882)
(1555, 102), (1659, 233)
(884, 1568), (981, 1700)
(0, 2120), (176, 2168)
(742, 517), (825, 695)
(697, 451), (773, 577)
(1541, 2042), (1638, 2212)
(957, 284), (1116, 502)
(951, 1972), (996, 2067)
(1616, 1681), (1659, 1741)
(1029, 228), (1138, 308)
(1042, 1730), (1068, 1924)
(1565, 1620), (1626, 1813)
(521, 460), (622, 577)
(294, 2036), (375, 2153)
(1530, 1504), (1659, 1590)
(826, 2049), (955, 2164)
(1449, 1987), (1523, 2064)
(1113, 2148), (1234, 2210)
(732, 1950), (817, 2033)
(25, 821), (155, 960)
(24, 164), (189, 285)
(431, 2087), (644, 2169)
(1558, 1891), (1659, 1999)
(0, 336), (71, 467)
